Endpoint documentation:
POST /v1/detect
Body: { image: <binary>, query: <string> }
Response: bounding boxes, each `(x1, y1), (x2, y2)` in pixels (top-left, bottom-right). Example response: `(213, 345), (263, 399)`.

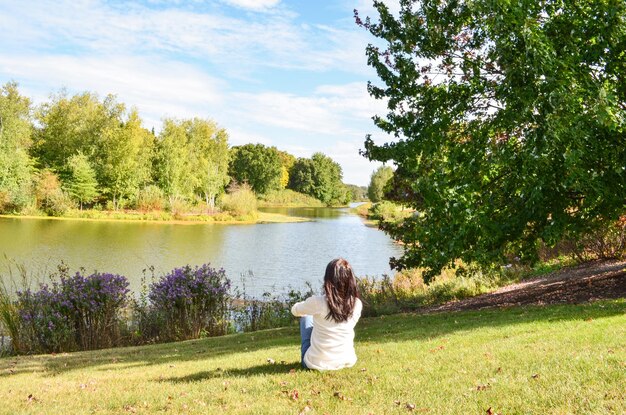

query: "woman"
(291, 258), (362, 371)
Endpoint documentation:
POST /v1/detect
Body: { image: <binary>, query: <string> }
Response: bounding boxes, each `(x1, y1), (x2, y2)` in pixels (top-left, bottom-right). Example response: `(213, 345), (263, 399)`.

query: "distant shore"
(0, 210), (311, 225)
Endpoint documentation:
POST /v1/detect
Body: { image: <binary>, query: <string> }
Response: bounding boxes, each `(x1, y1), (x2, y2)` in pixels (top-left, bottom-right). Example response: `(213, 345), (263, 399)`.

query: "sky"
(0, 0), (398, 186)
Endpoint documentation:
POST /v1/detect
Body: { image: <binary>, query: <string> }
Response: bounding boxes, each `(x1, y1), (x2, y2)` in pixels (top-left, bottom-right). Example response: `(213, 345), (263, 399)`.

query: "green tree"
(154, 118), (229, 210)
(358, 0), (626, 279)
(154, 118), (195, 205)
(0, 82), (33, 212)
(99, 109), (154, 209)
(66, 153), (98, 209)
(187, 118), (230, 211)
(229, 144), (282, 194)
(367, 166), (394, 203)
(289, 153), (346, 205)
(34, 92), (123, 175)
(346, 184), (368, 202)
(277, 150), (296, 189)
(35, 92), (153, 209)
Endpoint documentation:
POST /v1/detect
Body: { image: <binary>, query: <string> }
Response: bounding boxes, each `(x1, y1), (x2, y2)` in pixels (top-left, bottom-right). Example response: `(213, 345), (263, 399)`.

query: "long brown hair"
(323, 258), (359, 323)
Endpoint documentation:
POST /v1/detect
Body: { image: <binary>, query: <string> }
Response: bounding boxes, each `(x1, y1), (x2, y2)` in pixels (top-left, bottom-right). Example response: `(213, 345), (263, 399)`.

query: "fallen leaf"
(476, 383), (491, 391)
(360, 368), (367, 372)
(290, 389), (300, 400)
(406, 402), (416, 410)
(123, 405), (137, 413)
(267, 358), (276, 364)
(27, 394), (37, 403)
(531, 373), (540, 379)
(333, 391), (348, 400)
(394, 400), (402, 405)
(495, 367), (502, 373)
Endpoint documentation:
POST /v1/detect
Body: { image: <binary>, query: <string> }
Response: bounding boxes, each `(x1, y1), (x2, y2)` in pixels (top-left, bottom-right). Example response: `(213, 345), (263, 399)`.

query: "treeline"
(0, 82), (365, 216)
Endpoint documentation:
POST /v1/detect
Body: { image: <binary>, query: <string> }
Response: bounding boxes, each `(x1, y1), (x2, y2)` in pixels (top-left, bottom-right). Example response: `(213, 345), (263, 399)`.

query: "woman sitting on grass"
(291, 258), (362, 371)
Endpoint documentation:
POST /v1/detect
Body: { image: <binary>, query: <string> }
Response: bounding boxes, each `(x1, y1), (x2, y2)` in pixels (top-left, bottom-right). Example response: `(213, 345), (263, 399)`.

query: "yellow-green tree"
(0, 82), (33, 212)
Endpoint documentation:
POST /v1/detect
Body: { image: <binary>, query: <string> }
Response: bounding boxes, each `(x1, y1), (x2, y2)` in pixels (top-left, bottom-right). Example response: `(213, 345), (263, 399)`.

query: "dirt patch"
(420, 260), (626, 313)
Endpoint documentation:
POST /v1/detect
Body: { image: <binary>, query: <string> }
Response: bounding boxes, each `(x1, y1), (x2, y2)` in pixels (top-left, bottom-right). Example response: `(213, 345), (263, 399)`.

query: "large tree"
(154, 118), (195, 204)
(0, 82), (33, 212)
(358, 0), (626, 279)
(66, 152), (98, 210)
(368, 165), (394, 203)
(98, 109), (154, 209)
(154, 117), (229, 208)
(289, 153), (347, 205)
(34, 92), (123, 175)
(229, 143), (282, 194)
(187, 118), (230, 211)
(34, 92), (154, 209)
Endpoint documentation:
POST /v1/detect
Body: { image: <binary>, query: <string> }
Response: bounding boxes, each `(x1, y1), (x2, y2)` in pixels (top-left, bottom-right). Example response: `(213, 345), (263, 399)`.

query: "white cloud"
(0, 0), (368, 75)
(0, 0), (390, 185)
(0, 54), (224, 131)
(221, 0), (281, 11)
(227, 127), (274, 146)
(228, 82), (386, 137)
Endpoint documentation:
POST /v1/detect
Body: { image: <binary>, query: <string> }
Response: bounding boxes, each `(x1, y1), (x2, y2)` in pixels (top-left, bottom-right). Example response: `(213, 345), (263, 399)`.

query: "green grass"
(1, 300), (624, 414)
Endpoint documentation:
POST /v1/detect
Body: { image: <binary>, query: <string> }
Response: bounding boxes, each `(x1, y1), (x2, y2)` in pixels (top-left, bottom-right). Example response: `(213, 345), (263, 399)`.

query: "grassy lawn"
(1, 300), (624, 414)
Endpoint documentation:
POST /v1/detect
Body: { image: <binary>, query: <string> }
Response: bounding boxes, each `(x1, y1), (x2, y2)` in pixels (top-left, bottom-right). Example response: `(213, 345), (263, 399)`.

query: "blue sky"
(0, 0), (397, 186)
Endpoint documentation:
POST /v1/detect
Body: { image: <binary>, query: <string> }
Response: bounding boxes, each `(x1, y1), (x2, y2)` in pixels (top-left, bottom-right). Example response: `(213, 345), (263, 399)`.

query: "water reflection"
(0, 209), (401, 296)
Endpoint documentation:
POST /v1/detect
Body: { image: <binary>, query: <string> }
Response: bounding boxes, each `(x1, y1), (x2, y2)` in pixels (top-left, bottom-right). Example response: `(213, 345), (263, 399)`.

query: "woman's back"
(291, 295), (362, 370)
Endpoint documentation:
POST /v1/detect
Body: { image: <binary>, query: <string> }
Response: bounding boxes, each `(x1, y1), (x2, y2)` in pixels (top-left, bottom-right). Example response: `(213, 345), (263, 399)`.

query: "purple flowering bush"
(16, 286), (74, 353)
(16, 268), (130, 353)
(146, 264), (231, 341)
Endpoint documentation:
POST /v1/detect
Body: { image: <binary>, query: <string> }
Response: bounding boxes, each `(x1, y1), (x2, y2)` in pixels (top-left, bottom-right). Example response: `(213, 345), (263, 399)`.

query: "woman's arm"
(291, 296), (322, 317)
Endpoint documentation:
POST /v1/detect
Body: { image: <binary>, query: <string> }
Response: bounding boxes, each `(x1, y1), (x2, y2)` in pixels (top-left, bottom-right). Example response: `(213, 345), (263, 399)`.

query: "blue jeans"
(299, 315), (313, 369)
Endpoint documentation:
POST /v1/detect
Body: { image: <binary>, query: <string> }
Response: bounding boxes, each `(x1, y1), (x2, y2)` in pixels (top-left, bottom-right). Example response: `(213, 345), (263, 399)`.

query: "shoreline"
(0, 211), (312, 226)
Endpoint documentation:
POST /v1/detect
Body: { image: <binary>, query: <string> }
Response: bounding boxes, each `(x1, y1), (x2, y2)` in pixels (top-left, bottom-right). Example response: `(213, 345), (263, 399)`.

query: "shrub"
(135, 185), (166, 211)
(572, 217), (626, 261)
(357, 264), (523, 316)
(59, 271), (130, 350)
(368, 201), (412, 224)
(15, 268), (130, 353)
(167, 197), (191, 218)
(220, 182), (258, 217)
(16, 286), (74, 353)
(148, 264), (231, 341)
(258, 189), (324, 207)
(46, 191), (75, 216)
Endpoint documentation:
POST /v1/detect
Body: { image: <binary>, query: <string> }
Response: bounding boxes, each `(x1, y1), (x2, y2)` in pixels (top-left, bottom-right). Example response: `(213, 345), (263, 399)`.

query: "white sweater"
(291, 295), (362, 371)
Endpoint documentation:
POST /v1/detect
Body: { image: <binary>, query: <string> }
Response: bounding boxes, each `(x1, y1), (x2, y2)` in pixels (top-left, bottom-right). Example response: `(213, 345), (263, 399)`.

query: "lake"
(0, 206), (402, 296)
